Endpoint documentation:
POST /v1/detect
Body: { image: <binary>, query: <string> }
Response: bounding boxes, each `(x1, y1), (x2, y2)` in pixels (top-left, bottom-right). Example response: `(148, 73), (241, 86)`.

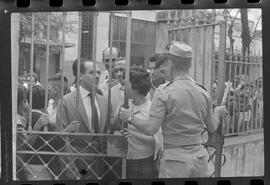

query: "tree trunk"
(228, 25), (234, 55)
(240, 9), (251, 57)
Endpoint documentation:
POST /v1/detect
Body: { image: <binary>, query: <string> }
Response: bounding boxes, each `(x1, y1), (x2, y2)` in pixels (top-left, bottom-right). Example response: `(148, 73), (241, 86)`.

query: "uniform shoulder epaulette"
(163, 81), (173, 88)
(195, 83), (207, 92)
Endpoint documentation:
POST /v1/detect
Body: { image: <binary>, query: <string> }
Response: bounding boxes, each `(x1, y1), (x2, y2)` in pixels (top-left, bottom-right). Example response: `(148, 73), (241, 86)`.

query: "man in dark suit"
(56, 60), (108, 180)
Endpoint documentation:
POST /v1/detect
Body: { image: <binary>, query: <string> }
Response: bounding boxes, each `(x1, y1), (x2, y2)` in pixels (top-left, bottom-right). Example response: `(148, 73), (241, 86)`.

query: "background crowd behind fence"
(12, 11), (263, 180)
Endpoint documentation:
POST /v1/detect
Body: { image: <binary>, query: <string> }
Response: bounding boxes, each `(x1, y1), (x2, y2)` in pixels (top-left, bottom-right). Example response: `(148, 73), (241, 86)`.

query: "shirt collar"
(79, 86), (90, 98)
(174, 74), (194, 82)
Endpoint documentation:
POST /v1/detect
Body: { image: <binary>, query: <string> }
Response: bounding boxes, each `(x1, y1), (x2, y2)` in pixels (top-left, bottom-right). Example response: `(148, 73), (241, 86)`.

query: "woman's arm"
(26, 114), (49, 146)
(124, 128), (155, 146)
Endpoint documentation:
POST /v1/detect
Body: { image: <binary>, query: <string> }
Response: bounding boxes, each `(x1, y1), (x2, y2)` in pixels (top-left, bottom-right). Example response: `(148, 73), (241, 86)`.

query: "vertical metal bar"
(257, 59), (262, 129)
(59, 12), (67, 126)
(28, 13), (35, 132)
(226, 59), (232, 134)
(92, 12), (98, 131)
(255, 59), (260, 129)
(237, 58), (243, 133)
(107, 12), (114, 132)
(92, 12), (98, 87)
(232, 61), (238, 133)
(76, 12), (82, 114)
(124, 12), (131, 108)
(243, 61), (249, 131)
(43, 12), (51, 131)
(249, 56), (255, 130)
(121, 11), (132, 179)
(194, 28), (198, 81)
(215, 22), (226, 177)
(259, 63), (263, 129)
(202, 27), (206, 87)
(11, 13), (20, 181)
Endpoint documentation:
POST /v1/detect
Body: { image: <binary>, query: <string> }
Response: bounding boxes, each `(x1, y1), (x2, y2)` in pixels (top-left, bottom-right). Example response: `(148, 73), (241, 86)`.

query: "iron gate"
(13, 11), (133, 180)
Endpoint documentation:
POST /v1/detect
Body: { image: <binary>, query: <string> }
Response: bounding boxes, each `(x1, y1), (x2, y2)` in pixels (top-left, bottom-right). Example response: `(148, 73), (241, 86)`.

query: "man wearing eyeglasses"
(98, 47), (121, 94)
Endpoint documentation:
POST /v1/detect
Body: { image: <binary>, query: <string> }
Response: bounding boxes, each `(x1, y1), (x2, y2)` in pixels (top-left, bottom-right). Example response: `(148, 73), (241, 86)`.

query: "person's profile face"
(149, 62), (157, 76)
(84, 62), (100, 86)
(115, 67), (125, 84)
(159, 60), (173, 81)
(81, 74), (95, 92)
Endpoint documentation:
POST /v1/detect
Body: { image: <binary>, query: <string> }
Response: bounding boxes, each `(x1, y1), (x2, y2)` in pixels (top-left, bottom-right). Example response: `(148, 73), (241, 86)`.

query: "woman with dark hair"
(47, 73), (70, 125)
(16, 82), (29, 180)
(117, 67), (163, 179)
(17, 83), (28, 131)
(24, 85), (54, 180)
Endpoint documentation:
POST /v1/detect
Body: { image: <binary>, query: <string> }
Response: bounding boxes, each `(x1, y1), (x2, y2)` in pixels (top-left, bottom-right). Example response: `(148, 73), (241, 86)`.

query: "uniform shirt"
(80, 86), (101, 132)
(127, 99), (163, 159)
(149, 75), (218, 149)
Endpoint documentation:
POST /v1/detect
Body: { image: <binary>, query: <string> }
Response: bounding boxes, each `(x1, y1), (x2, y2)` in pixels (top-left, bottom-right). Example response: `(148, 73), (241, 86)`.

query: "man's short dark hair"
(18, 82), (27, 107)
(72, 58), (90, 77)
(27, 85), (45, 110)
(27, 73), (39, 82)
(149, 53), (169, 69)
(49, 73), (68, 83)
(130, 67), (152, 96)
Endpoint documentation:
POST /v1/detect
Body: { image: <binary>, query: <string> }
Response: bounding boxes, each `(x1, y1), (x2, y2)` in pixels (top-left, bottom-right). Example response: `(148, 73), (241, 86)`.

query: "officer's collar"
(173, 74), (194, 82)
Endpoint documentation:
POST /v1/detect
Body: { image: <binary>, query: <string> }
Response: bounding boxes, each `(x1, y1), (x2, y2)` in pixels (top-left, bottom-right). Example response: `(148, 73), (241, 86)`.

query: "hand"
(119, 106), (132, 122)
(34, 114), (49, 131)
(123, 128), (137, 139)
(110, 79), (119, 88)
(214, 105), (227, 118)
(64, 121), (80, 133)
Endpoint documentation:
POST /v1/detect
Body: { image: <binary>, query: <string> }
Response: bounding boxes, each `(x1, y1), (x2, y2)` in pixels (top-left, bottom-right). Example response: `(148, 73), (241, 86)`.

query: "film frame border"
(0, 0), (268, 185)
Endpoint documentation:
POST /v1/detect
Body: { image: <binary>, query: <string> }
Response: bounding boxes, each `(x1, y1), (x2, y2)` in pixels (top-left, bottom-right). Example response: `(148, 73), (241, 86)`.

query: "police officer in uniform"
(119, 41), (227, 178)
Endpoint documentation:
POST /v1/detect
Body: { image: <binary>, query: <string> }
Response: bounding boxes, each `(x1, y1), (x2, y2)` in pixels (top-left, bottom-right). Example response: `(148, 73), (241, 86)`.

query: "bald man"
(99, 47), (121, 94)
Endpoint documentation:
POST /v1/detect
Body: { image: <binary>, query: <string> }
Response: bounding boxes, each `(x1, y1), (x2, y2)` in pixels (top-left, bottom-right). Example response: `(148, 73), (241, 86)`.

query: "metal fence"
(219, 54), (263, 135)
(168, 23), (217, 93)
(168, 23), (263, 136)
(14, 12), (132, 180)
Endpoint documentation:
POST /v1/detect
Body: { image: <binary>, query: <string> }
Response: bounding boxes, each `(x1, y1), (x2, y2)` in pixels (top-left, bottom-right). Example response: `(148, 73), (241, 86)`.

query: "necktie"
(89, 93), (100, 133)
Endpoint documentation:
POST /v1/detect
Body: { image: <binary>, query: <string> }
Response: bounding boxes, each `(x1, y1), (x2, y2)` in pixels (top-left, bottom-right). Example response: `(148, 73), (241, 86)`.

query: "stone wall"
(221, 131), (264, 176)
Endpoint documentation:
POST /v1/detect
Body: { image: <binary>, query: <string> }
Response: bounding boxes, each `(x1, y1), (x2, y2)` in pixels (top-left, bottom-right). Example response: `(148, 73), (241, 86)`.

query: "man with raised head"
(56, 59), (107, 180)
(99, 47), (121, 94)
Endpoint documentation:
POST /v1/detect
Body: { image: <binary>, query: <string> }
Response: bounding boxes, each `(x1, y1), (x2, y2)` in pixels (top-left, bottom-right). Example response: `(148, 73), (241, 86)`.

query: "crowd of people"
(16, 41), (228, 180)
(211, 75), (263, 134)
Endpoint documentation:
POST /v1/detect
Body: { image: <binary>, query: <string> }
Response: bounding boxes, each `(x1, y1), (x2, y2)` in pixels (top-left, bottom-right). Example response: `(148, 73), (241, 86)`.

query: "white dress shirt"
(79, 86), (101, 132)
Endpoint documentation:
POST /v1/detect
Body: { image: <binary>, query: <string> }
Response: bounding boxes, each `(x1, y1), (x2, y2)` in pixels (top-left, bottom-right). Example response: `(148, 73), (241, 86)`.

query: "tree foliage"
(19, 12), (77, 44)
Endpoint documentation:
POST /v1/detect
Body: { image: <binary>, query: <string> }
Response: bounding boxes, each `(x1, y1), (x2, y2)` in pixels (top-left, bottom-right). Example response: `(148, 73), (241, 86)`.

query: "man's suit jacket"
(56, 89), (108, 179)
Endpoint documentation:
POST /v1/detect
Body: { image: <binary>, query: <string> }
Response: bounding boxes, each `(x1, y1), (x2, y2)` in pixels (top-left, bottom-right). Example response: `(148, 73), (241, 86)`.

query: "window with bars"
(81, 12), (94, 60)
(112, 16), (156, 67)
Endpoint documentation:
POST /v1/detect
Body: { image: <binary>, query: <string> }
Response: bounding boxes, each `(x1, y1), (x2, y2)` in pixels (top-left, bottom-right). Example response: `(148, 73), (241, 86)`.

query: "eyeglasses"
(104, 58), (117, 63)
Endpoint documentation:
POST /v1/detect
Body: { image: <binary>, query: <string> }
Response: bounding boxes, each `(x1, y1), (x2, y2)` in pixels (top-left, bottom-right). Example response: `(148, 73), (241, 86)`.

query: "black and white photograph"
(10, 9), (263, 180)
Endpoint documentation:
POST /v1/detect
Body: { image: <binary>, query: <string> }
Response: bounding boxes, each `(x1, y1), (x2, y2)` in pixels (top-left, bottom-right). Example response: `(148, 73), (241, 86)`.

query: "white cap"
(167, 41), (192, 59)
